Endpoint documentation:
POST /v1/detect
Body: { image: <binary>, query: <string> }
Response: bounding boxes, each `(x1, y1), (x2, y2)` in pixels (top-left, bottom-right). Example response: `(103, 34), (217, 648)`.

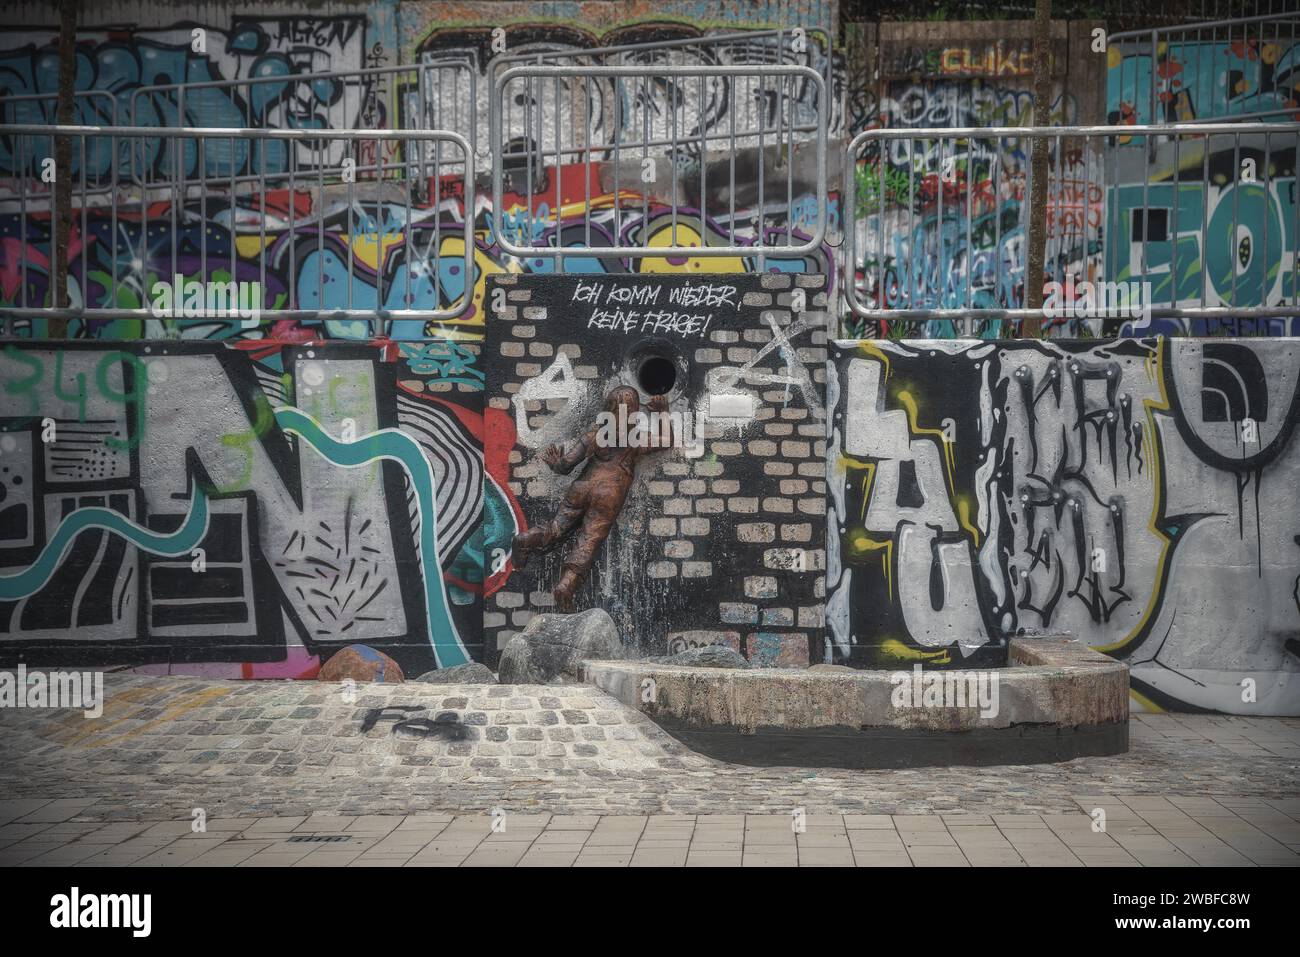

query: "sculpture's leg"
(512, 481), (588, 569)
(553, 511), (616, 610)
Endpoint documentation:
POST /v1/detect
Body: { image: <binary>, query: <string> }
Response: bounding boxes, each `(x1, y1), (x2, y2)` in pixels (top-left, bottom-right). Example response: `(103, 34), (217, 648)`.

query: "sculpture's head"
(604, 385), (641, 416)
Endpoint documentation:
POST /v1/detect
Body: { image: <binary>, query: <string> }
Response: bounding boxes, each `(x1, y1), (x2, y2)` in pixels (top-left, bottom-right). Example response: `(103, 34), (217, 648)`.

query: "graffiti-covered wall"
(0, 0), (842, 330)
(1104, 28), (1300, 336)
(848, 19), (1107, 337)
(827, 337), (1300, 715)
(0, 339), (492, 677)
(485, 273), (827, 664)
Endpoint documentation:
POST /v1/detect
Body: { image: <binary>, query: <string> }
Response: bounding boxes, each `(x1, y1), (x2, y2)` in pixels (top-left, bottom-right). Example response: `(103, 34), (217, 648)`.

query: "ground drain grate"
(287, 835), (351, 843)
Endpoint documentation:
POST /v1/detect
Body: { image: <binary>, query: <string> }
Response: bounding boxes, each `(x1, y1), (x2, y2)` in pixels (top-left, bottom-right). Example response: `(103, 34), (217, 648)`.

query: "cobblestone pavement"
(0, 674), (1297, 838)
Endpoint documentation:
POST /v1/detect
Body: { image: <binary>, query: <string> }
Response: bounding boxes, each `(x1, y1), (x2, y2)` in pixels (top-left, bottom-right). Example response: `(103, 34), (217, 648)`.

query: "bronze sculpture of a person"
(512, 385), (673, 610)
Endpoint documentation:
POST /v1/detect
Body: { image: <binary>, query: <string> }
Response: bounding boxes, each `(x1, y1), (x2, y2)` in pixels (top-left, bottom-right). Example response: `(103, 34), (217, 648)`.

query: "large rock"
(497, 609), (623, 684)
(653, 645), (751, 669)
(318, 644), (405, 683)
(414, 662), (498, 684)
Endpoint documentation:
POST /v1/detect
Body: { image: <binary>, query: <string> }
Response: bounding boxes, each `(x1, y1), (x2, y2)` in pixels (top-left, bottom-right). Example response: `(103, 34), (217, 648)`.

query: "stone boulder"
(414, 662), (499, 684)
(497, 609), (623, 684)
(653, 645), (751, 669)
(318, 645), (405, 683)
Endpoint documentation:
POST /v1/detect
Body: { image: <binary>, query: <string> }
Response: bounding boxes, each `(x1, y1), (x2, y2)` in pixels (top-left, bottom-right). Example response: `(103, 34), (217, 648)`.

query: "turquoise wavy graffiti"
(0, 485), (211, 598)
(276, 407), (469, 668)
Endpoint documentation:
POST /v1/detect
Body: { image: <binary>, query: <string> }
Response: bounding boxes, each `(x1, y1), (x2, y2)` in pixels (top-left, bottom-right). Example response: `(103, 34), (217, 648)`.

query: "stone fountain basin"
(583, 637), (1129, 769)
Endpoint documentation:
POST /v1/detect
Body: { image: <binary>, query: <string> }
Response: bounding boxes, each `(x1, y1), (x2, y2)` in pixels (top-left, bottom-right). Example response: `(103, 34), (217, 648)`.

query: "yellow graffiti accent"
(636, 222), (747, 273)
(234, 235), (273, 259)
(1095, 339), (1172, 655)
(876, 637), (951, 666)
(40, 686), (231, 749)
(845, 525), (893, 601)
(1128, 687), (1166, 713)
(854, 342), (893, 382)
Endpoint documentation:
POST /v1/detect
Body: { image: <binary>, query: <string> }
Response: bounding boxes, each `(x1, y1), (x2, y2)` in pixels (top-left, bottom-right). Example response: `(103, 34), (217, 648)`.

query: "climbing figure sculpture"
(511, 386), (673, 610)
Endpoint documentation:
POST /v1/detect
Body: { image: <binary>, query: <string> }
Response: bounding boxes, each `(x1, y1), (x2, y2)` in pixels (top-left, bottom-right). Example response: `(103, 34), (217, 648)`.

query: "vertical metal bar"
(1172, 127), (1181, 318)
(18, 134), (26, 309)
(966, 132), (973, 318)
(1232, 131), (1241, 307)
(318, 136), (325, 311)
(757, 69), (766, 273)
(433, 128), (442, 318)
(79, 134), (87, 313)
(404, 131), (412, 314)
(938, 136), (945, 315)
(228, 134), (236, 321)
(110, 130), (118, 309)
(670, 72), (678, 250)
(1262, 131), (1270, 310)
(879, 132), (886, 315)
(1201, 131), (1210, 308)
(171, 126), (179, 312)
(786, 72), (794, 248)
(555, 74), (564, 275)
(376, 135), (384, 320)
(585, 73), (592, 253)
(288, 135), (296, 315)
(729, 73), (736, 247)
(911, 136), (918, 310)
(200, 139), (207, 316)
(992, 140), (1000, 318)
(348, 133), (356, 314)
(643, 72), (650, 263)
(700, 72), (706, 249)
(1292, 128), (1299, 310)
(259, 134), (267, 316)
(613, 74), (621, 242)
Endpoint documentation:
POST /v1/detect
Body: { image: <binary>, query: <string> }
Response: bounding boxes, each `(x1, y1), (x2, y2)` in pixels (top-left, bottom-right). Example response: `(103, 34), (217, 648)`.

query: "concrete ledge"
(583, 637), (1129, 768)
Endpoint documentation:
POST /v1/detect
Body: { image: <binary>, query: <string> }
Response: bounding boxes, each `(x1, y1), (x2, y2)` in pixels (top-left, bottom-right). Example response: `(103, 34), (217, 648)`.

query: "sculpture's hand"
(542, 444), (565, 470)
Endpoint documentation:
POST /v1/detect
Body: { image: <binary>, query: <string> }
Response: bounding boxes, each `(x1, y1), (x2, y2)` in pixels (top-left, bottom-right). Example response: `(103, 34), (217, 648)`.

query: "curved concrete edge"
(582, 637), (1129, 768)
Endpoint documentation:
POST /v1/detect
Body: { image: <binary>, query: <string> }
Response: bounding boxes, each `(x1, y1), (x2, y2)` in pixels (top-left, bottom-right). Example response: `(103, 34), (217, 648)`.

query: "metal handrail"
(0, 124), (474, 323)
(845, 122), (1300, 322)
(490, 64), (828, 262)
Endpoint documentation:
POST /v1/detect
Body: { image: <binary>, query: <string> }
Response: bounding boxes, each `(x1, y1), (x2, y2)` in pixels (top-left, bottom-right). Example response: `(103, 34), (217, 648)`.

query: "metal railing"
(0, 125), (473, 324)
(490, 64), (828, 264)
(1109, 12), (1300, 127)
(845, 122), (1300, 323)
(125, 62), (476, 187)
(487, 27), (837, 157)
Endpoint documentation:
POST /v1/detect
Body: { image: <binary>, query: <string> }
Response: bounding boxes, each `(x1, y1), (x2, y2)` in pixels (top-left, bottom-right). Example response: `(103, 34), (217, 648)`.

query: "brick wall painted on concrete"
(828, 336), (1300, 715)
(485, 273), (827, 663)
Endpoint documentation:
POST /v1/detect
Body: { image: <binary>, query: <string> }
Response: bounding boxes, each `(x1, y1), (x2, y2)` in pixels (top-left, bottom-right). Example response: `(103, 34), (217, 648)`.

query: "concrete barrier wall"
(0, 340), (491, 678)
(828, 337), (1300, 715)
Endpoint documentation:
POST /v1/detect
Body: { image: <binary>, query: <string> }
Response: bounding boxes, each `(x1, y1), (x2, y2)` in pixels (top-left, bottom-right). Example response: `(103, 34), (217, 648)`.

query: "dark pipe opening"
(637, 355), (678, 395)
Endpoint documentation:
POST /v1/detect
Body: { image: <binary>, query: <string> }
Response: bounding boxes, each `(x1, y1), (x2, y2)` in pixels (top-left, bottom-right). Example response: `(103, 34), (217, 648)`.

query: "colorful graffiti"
(0, 16), (391, 177)
(828, 337), (1300, 714)
(852, 133), (1102, 338)
(415, 20), (845, 157)
(1107, 35), (1300, 127)
(1106, 173), (1300, 336)
(0, 155), (837, 340)
(0, 339), (509, 676)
